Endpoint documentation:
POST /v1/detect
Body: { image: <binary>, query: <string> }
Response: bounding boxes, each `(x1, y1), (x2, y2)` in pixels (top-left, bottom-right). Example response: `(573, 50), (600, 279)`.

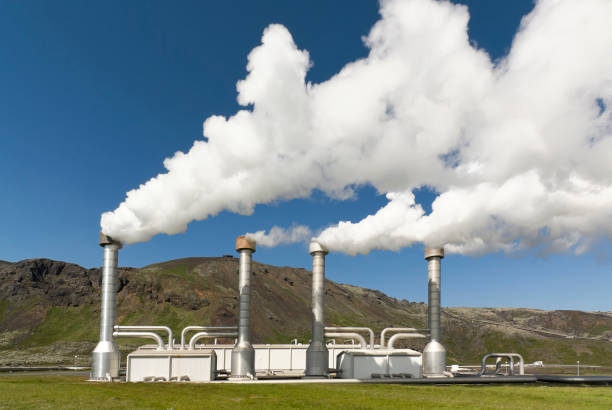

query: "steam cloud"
(101, 0), (612, 256)
(246, 225), (312, 248)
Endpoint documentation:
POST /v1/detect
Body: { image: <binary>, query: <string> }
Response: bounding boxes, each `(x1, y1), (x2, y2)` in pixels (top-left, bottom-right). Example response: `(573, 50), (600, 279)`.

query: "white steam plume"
(101, 0), (612, 256)
(245, 225), (312, 248)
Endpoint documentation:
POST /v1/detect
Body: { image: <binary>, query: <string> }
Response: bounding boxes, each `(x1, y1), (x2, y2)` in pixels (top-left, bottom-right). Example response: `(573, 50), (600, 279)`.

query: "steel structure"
(91, 233), (122, 380)
(305, 240), (329, 377)
(230, 236), (256, 379)
(423, 247), (446, 376)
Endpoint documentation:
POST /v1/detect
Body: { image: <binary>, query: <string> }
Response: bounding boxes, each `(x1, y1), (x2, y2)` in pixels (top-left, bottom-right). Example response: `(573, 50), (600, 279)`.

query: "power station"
(89, 233), (607, 385)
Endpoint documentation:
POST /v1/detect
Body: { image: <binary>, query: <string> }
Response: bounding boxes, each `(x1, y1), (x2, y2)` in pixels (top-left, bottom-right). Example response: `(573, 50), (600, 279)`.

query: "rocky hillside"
(0, 258), (611, 367)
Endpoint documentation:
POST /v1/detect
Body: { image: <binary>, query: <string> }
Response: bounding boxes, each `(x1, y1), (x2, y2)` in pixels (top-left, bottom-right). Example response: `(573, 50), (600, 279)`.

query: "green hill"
(1, 257), (611, 367)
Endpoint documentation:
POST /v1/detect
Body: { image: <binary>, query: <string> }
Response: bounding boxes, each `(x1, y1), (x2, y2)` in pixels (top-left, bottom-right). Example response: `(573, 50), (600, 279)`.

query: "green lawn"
(0, 375), (611, 409)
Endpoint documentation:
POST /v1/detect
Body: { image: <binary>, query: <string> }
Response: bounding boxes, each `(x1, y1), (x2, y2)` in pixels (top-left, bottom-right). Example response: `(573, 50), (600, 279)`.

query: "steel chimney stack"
(305, 240), (329, 377)
(423, 247), (446, 376)
(91, 233), (122, 380)
(231, 236), (256, 379)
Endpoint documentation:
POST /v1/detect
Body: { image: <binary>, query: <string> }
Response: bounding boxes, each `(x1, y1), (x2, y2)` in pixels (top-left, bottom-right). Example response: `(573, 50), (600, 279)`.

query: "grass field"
(0, 375), (611, 409)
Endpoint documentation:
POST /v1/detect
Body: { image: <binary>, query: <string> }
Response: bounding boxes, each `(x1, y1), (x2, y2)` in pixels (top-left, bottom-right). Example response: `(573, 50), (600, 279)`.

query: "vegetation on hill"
(1, 258), (611, 367)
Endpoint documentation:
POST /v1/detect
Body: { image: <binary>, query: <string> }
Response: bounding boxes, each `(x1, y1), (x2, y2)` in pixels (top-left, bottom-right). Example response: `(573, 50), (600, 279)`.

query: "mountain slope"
(1, 257), (611, 366)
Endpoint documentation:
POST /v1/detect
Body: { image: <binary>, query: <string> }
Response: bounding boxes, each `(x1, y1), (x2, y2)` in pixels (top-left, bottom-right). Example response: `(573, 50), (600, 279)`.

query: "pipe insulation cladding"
(306, 240), (329, 377)
(231, 236), (256, 379)
(91, 233), (122, 380)
(423, 247), (446, 376)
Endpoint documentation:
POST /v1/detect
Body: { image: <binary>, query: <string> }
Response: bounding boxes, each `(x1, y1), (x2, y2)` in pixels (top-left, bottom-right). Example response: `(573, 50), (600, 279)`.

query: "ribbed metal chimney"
(91, 232), (122, 380)
(305, 240), (329, 377)
(231, 236), (256, 379)
(423, 247), (446, 376)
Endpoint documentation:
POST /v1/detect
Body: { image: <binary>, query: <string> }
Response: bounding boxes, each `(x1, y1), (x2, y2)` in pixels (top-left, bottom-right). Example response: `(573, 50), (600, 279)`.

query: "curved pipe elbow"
(324, 332), (367, 349)
(381, 327), (419, 347)
(180, 326), (238, 349)
(114, 325), (173, 349)
(325, 327), (374, 348)
(113, 331), (165, 350)
(188, 331), (238, 350)
(479, 353), (525, 376)
(387, 332), (427, 349)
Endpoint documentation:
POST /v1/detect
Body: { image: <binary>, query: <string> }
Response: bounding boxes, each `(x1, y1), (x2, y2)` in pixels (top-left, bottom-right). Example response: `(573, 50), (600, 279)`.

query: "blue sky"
(1, 0), (610, 311)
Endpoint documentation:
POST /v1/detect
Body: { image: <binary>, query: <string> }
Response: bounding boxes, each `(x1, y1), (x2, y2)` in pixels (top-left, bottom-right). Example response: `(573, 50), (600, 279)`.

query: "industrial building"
(90, 233), (610, 385)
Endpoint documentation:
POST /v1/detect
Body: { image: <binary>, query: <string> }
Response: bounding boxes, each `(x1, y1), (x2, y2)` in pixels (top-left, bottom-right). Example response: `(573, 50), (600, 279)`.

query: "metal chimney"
(231, 236), (256, 379)
(423, 247), (446, 376)
(91, 233), (122, 380)
(305, 240), (329, 377)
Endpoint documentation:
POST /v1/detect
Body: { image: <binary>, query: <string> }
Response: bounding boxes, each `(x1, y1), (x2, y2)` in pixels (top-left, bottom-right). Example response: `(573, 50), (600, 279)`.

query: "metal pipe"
(231, 236), (256, 379)
(114, 325), (174, 349)
(381, 327), (419, 347)
(189, 331), (238, 349)
(518, 354), (525, 376)
(324, 332), (367, 348)
(325, 326), (374, 348)
(423, 247), (447, 376)
(387, 332), (427, 349)
(91, 233), (122, 380)
(479, 353), (525, 376)
(426, 249), (442, 342)
(180, 326), (237, 349)
(306, 240), (329, 377)
(113, 331), (165, 350)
